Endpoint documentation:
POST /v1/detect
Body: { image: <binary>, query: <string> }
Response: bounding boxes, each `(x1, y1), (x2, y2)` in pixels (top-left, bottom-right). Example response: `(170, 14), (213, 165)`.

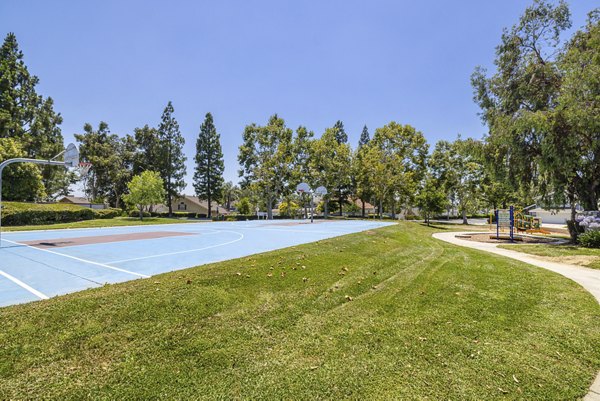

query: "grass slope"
(499, 244), (600, 270)
(1, 223), (599, 399)
(3, 217), (202, 232)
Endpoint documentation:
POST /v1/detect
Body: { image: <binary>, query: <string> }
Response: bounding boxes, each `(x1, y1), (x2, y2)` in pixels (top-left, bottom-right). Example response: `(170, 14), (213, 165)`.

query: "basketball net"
(74, 162), (92, 179)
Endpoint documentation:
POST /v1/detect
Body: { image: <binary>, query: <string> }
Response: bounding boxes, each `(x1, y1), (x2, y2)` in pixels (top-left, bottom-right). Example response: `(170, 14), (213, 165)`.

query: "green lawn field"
(1, 222), (599, 399)
(499, 244), (600, 270)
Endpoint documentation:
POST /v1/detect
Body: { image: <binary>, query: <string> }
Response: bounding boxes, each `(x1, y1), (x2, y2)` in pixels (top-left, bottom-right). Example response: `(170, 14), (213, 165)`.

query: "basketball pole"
(0, 157), (76, 249)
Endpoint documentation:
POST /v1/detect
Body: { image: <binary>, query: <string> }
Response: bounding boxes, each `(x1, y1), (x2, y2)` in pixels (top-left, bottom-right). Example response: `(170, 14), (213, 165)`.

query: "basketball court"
(0, 219), (394, 307)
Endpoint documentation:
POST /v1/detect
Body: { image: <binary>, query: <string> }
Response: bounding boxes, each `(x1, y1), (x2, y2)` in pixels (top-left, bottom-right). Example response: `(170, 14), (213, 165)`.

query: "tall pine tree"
(0, 32), (67, 198)
(333, 120), (348, 144)
(157, 101), (186, 216)
(358, 125), (370, 148)
(193, 112), (224, 218)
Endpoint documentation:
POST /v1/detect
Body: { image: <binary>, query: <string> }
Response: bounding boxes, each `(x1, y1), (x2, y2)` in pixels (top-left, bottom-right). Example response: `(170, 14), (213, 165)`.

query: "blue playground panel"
(0, 219), (394, 307)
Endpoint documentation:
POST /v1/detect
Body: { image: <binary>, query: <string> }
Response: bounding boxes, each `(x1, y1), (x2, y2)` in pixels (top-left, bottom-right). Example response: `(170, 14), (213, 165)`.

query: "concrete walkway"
(433, 232), (600, 401)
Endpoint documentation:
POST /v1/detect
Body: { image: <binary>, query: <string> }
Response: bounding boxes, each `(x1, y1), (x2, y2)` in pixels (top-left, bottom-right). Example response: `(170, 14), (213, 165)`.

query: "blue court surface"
(0, 219), (394, 307)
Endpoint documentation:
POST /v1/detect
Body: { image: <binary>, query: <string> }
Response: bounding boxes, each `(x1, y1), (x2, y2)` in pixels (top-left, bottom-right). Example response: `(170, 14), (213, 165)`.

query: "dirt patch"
(459, 233), (560, 244)
(20, 231), (195, 249)
(536, 255), (600, 268)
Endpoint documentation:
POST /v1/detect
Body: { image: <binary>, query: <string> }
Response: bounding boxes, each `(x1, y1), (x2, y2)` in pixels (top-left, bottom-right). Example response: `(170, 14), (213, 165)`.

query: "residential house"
(58, 196), (106, 210)
(156, 195), (228, 217)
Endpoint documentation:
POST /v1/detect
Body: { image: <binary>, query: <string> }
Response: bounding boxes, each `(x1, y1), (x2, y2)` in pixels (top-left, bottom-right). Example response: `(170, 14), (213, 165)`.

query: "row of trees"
(236, 115), (489, 222)
(1, 34), (226, 217)
(1, 1), (598, 226)
(236, 1), (600, 223)
(74, 106), (224, 217)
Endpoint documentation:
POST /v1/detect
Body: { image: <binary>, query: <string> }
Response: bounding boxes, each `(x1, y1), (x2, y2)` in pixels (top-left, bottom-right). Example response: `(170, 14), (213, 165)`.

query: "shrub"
(128, 210), (151, 218)
(579, 231), (600, 248)
(2, 202), (94, 226)
(237, 198), (252, 215)
(92, 208), (122, 219)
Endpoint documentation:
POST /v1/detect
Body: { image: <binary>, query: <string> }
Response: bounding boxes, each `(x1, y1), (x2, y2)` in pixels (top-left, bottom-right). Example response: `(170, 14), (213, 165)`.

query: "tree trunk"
(339, 190), (343, 216)
(324, 199), (329, 218)
(139, 206), (143, 221)
(361, 200), (365, 218)
(304, 205), (308, 219)
(167, 182), (173, 216)
(267, 197), (273, 220)
(446, 205), (450, 220)
(582, 185), (599, 211)
(462, 208), (468, 225)
(208, 198), (212, 218)
(568, 194), (578, 243)
(391, 200), (396, 219)
(379, 199), (383, 219)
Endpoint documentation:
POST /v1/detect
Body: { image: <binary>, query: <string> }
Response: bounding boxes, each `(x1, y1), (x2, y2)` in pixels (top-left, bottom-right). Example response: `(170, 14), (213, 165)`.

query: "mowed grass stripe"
(0, 222), (599, 399)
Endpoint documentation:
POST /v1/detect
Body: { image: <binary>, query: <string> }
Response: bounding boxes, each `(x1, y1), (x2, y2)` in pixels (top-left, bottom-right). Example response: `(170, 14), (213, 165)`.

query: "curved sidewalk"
(433, 232), (600, 401)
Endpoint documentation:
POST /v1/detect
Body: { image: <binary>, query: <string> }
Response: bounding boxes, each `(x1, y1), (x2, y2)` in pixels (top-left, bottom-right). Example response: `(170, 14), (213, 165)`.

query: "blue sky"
(1, 0), (597, 190)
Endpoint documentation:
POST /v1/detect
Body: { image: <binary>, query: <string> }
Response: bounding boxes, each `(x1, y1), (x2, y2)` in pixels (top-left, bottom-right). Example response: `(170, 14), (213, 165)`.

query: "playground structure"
(514, 210), (552, 235)
(488, 207), (552, 239)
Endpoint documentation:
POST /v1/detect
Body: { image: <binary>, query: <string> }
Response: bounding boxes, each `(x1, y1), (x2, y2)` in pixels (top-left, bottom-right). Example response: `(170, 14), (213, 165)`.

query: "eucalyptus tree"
(368, 122), (428, 218)
(431, 137), (485, 223)
(471, 0), (571, 206)
(309, 127), (352, 217)
(194, 112), (224, 218)
(75, 122), (119, 202)
(132, 125), (161, 175)
(75, 122), (134, 207)
(416, 174), (446, 226)
(238, 114), (294, 219)
(547, 10), (600, 212)
(291, 125), (314, 217)
(157, 101), (186, 216)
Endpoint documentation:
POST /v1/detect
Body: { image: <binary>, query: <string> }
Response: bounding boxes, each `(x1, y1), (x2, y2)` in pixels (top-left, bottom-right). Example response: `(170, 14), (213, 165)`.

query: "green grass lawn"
(3, 216), (203, 232)
(499, 243), (600, 270)
(1, 223), (599, 399)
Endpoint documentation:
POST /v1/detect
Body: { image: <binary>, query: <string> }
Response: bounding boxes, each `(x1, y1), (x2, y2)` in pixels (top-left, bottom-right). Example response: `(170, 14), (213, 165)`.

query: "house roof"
(352, 198), (375, 209)
(60, 196), (95, 204)
(177, 195), (229, 214)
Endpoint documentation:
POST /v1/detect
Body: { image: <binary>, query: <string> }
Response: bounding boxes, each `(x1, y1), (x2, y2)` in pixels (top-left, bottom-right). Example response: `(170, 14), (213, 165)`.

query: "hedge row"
(1, 203), (124, 226)
(2, 203), (95, 226)
(127, 211), (209, 219)
(92, 208), (122, 219)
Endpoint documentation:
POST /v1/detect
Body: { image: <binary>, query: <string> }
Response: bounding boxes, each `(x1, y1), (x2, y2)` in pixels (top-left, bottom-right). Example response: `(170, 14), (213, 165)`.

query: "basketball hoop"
(296, 182), (310, 195)
(74, 162), (92, 178)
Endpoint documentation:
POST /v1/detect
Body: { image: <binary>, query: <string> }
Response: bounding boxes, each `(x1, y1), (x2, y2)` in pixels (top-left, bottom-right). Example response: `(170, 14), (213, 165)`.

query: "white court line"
(0, 269), (49, 300)
(231, 226), (366, 235)
(107, 230), (245, 264)
(1, 238), (150, 278)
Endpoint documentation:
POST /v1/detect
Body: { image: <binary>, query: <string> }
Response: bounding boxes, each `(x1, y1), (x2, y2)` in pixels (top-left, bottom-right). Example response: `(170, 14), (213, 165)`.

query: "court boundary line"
(0, 269), (49, 300)
(107, 230), (245, 264)
(1, 238), (150, 278)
